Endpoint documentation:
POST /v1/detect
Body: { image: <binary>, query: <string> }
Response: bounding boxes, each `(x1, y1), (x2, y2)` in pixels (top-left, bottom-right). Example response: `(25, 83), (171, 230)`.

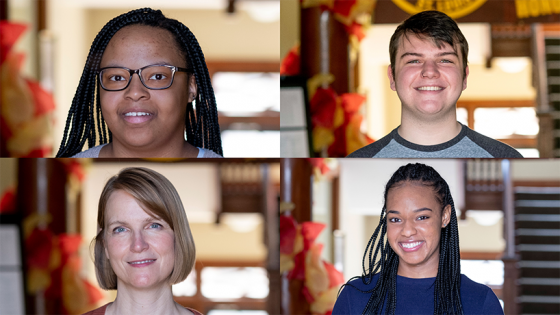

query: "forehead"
(105, 190), (153, 222)
(101, 24), (184, 68)
(387, 182), (440, 207)
(397, 33), (458, 57)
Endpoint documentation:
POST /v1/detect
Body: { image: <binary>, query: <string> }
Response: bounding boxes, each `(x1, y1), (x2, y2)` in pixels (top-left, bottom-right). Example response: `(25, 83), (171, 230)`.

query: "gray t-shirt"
(348, 123), (523, 158)
(71, 144), (223, 158)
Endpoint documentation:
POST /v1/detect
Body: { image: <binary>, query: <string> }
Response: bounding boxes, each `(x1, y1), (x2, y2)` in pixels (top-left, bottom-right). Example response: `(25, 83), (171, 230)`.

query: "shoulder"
(463, 126), (523, 158)
(71, 144), (107, 158)
(197, 147), (223, 158)
(460, 275), (504, 314)
(185, 307), (203, 315)
(347, 130), (396, 157)
(343, 274), (379, 292)
(82, 303), (109, 315)
(333, 275), (378, 315)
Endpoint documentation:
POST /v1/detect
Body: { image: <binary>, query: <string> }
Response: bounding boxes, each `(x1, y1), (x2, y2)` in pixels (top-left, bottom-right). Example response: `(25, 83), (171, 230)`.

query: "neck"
(108, 284), (180, 315)
(396, 252), (440, 279)
(399, 110), (461, 146)
(100, 139), (198, 158)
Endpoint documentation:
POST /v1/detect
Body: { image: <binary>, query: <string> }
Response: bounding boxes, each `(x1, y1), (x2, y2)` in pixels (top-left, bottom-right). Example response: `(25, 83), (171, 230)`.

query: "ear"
(102, 236), (110, 260)
(462, 65), (469, 91)
(442, 204), (452, 228)
(188, 74), (198, 103)
(388, 65), (396, 91)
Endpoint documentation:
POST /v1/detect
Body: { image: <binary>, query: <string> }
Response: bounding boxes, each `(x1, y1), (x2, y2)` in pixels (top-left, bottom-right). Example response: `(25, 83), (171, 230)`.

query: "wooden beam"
(0, 0), (7, 20)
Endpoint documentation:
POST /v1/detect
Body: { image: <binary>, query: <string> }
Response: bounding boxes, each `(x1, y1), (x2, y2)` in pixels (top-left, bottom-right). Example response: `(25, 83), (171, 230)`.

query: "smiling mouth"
(399, 241), (424, 252)
(124, 112), (152, 117)
(128, 259), (156, 265)
(416, 86), (443, 91)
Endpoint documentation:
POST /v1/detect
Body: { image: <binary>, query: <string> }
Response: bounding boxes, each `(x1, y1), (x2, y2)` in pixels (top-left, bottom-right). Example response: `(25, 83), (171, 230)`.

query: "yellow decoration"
(391, 0), (487, 19)
(62, 263), (90, 314)
(280, 253), (295, 274)
(333, 99), (344, 129)
(313, 127), (335, 152)
(333, 0), (376, 26)
(305, 243), (330, 298)
(311, 286), (342, 314)
(23, 213), (52, 239)
(307, 73), (335, 102)
(7, 115), (53, 157)
(27, 268), (51, 293)
(280, 201), (296, 213)
(301, 0), (335, 9)
(515, 0), (560, 18)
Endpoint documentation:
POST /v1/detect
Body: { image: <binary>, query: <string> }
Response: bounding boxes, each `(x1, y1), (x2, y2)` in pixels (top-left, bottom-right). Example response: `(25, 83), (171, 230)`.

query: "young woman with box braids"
(333, 163), (503, 315)
(56, 8), (222, 158)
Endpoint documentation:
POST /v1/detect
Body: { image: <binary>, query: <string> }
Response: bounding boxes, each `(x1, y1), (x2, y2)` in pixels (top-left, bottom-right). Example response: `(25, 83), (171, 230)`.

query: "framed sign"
(280, 76), (314, 157)
(0, 214), (26, 315)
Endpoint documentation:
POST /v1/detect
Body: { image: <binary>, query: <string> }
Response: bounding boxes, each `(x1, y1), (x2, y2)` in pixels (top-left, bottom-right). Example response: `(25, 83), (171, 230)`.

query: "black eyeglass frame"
(98, 64), (193, 91)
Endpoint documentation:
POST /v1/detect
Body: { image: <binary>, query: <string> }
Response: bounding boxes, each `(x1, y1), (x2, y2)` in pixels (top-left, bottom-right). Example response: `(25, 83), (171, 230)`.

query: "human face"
(388, 34), (468, 120)
(99, 25), (196, 150)
(386, 182), (451, 278)
(104, 190), (175, 290)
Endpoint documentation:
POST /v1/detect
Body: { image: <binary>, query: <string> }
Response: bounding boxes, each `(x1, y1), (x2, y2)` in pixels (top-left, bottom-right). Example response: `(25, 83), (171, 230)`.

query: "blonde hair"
(92, 167), (195, 290)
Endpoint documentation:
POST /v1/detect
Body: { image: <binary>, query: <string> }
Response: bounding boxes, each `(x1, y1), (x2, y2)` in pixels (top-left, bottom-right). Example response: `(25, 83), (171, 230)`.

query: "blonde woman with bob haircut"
(84, 167), (201, 315)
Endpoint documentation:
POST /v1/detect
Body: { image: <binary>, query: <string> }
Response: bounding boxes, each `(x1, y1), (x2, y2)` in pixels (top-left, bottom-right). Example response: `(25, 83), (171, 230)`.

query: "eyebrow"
(387, 207), (433, 214)
(400, 51), (459, 59)
(107, 217), (161, 227)
(102, 61), (172, 68)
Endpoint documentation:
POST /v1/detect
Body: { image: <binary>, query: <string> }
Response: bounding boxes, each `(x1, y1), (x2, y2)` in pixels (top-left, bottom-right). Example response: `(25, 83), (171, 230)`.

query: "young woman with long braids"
(56, 8), (222, 158)
(333, 163), (503, 314)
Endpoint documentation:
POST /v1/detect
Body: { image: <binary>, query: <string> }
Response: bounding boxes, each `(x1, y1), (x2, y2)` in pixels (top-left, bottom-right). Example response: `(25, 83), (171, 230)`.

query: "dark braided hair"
(56, 8), (222, 157)
(343, 163), (463, 315)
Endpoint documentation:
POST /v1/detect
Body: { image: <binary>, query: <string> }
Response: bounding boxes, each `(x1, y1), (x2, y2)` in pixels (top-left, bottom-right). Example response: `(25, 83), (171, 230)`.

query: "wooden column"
(300, 5), (352, 94)
(502, 257), (519, 315)
(280, 158), (312, 223)
(0, 0), (7, 20)
(280, 158), (313, 315)
(264, 164), (280, 315)
(18, 159), (69, 315)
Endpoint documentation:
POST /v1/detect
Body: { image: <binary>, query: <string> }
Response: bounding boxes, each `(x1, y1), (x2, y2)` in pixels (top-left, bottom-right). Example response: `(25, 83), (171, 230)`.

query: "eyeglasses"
(99, 64), (193, 91)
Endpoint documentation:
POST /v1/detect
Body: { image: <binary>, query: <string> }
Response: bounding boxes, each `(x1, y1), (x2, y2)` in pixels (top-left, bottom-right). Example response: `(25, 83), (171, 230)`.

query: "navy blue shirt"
(333, 274), (503, 315)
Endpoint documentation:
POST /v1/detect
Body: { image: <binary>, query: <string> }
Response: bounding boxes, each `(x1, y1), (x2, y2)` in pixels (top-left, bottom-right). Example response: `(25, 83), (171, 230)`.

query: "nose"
(401, 219), (417, 238)
(421, 60), (439, 79)
(130, 231), (149, 253)
(124, 73), (150, 101)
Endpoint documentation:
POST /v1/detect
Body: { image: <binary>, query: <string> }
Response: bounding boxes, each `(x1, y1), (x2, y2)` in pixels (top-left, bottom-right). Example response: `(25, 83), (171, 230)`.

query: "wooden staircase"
(514, 186), (560, 314)
(533, 24), (560, 157)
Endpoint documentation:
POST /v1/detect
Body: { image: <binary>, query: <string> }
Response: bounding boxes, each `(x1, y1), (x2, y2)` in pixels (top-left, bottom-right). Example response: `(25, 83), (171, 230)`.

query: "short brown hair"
(92, 167), (196, 290)
(389, 10), (469, 79)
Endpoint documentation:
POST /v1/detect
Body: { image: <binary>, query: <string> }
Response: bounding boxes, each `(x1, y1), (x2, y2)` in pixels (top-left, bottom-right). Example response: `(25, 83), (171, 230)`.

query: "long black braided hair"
(344, 163), (463, 315)
(56, 8), (222, 157)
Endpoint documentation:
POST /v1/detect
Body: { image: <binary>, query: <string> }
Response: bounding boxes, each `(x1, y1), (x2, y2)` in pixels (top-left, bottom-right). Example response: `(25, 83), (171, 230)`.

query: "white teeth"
(125, 112), (151, 116)
(401, 241), (422, 249)
(130, 259), (155, 265)
(417, 86), (443, 91)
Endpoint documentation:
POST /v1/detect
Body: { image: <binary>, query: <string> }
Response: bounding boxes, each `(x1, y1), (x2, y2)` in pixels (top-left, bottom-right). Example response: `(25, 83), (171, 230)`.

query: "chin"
(401, 257), (427, 266)
(121, 134), (157, 148)
(415, 103), (447, 114)
(130, 277), (159, 289)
